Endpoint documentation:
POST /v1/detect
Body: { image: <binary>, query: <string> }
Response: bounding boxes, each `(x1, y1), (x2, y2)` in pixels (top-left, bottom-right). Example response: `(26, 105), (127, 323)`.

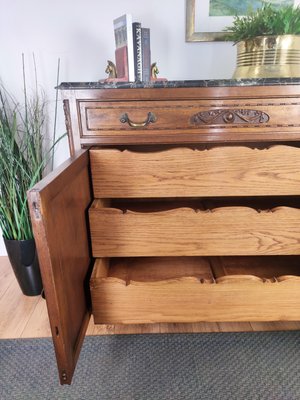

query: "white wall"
(0, 0), (236, 255)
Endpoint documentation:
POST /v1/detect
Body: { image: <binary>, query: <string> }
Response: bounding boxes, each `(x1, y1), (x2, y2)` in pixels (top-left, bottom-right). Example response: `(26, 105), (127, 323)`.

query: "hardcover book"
(114, 46), (129, 80)
(113, 14), (135, 81)
(141, 27), (151, 82)
(132, 22), (142, 81)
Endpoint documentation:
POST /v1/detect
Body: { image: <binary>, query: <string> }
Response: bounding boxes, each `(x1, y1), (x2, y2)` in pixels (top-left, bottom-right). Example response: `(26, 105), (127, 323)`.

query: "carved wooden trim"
(63, 99), (75, 156)
(191, 109), (270, 125)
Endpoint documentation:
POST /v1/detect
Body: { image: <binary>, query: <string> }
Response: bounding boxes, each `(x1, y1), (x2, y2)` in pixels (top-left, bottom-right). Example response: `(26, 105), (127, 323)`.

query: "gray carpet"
(1, 331), (300, 400)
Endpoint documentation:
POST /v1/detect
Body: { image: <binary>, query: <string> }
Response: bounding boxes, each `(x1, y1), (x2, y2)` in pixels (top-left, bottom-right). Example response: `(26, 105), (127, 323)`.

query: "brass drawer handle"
(120, 112), (157, 128)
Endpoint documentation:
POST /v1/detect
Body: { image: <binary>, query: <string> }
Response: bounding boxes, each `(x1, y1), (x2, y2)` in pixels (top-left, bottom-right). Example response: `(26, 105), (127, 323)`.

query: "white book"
(113, 14), (135, 82)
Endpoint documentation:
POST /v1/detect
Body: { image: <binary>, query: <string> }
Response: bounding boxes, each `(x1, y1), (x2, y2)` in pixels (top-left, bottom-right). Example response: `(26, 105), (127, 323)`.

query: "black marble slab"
(58, 77), (300, 90)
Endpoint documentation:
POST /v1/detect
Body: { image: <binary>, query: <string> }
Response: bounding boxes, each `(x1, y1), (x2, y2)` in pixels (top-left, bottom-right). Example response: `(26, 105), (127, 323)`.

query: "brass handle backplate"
(120, 112), (157, 128)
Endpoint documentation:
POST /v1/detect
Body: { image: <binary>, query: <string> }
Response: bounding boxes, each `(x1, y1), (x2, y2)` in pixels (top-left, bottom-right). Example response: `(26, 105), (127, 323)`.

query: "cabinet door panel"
(27, 149), (92, 384)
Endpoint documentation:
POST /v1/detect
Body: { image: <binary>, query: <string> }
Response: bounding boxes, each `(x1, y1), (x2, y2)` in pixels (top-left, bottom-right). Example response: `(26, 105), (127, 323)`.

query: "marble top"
(58, 77), (300, 90)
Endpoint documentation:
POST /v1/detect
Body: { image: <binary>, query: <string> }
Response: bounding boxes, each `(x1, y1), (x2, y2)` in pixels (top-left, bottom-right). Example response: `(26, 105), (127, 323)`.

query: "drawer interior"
(90, 256), (300, 324)
(92, 256), (300, 284)
(89, 142), (300, 323)
(109, 196), (300, 212)
(89, 197), (300, 257)
(92, 257), (214, 283)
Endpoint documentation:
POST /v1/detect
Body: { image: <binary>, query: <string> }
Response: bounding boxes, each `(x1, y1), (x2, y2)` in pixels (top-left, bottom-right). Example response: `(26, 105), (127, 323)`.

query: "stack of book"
(113, 14), (151, 82)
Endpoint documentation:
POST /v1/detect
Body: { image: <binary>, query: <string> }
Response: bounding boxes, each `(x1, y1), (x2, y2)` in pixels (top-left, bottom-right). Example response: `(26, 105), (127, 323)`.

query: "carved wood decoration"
(191, 109), (270, 125)
(63, 99), (75, 155)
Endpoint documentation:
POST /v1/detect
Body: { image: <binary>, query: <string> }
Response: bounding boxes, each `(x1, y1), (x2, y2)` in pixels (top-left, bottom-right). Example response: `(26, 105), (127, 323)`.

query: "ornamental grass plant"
(0, 86), (44, 240)
(0, 57), (62, 240)
(225, 3), (300, 43)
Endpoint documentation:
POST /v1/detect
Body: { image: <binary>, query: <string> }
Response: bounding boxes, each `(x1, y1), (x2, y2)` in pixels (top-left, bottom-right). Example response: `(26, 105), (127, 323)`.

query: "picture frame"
(186, 0), (227, 42)
(185, 0), (300, 42)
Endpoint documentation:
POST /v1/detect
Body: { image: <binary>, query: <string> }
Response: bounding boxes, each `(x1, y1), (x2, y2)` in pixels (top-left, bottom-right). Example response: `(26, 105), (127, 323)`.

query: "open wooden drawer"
(89, 199), (300, 256)
(90, 145), (300, 198)
(90, 256), (300, 324)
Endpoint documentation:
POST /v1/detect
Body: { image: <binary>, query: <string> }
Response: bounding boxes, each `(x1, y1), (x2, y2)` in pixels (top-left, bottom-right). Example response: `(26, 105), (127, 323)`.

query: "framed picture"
(186, 0), (300, 42)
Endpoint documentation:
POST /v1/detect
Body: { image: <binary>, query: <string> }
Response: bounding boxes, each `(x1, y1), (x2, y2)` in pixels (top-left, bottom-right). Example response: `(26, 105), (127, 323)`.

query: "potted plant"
(225, 3), (300, 79)
(0, 60), (62, 296)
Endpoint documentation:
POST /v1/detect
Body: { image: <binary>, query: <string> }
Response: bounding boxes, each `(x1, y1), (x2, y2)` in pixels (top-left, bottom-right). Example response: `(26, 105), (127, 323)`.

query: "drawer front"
(90, 257), (300, 324)
(78, 99), (300, 144)
(89, 204), (300, 257)
(90, 145), (300, 198)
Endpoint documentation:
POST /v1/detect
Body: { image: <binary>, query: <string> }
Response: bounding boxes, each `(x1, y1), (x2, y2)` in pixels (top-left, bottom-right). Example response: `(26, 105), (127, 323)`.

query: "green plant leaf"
(0, 57), (63, 240)
(225, 3), (300, 42)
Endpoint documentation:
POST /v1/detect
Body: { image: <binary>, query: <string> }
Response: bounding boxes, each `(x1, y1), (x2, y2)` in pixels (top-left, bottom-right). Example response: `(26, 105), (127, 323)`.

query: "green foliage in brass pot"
(225, 3), (300, 42)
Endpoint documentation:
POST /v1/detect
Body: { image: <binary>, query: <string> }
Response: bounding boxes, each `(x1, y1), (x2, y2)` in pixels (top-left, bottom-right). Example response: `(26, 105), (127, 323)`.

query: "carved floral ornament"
(191, 109), (270, 125)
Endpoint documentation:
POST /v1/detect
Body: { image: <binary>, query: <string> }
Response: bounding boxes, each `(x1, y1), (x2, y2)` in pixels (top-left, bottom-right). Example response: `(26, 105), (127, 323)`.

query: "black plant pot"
(4, 238), (43, 296)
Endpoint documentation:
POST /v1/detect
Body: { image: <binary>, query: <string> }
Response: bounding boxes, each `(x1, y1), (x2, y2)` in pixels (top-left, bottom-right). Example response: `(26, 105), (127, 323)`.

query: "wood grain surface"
(3, 256), (300, 338)
(60, 85), (300, 149)
(28, 150), (92, 385)
(90, 256), (300, 324)
(36, 83), (300, 383)
(89, 203), (300, 256)
(90, 145), (300, 197)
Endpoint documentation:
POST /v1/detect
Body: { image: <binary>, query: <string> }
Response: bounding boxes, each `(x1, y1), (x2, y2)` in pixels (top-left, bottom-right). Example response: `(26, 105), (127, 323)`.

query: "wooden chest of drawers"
(28, 80), (300, 384)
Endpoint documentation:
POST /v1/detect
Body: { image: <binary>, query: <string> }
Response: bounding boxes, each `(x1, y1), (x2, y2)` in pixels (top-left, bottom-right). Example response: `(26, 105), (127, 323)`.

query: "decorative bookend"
(150, 62), (167, 81)
(103, 61), (167, 82)
(103, 60), (128, 82)
(101, 14), (167, 83)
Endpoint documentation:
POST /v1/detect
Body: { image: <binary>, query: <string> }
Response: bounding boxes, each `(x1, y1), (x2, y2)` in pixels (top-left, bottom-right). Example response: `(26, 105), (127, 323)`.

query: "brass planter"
(233, 35), (300, 79)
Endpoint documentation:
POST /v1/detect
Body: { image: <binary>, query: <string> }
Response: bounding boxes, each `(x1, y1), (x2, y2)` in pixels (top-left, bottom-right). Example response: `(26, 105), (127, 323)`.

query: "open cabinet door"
(27, 149), (92, 384)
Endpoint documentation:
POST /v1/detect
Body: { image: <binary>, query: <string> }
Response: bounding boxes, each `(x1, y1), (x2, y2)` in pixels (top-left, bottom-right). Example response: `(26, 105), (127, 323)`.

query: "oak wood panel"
(210, 255), (300, 280)
(78, 98), (300, 145)
(28, 150), (92, 385)
(81, 99), (298, 132)
(90, 145), (300, 198)
(2, 256), (300, 338)
(60, 85), (300, 151)
(90, 257), (300, 324)
(62, 85), (300, 154)
(107, 257), (214, 282)
(91, 321), (254, 334)
(79, 131), (300, 146)
(89, 204), (300, 256)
